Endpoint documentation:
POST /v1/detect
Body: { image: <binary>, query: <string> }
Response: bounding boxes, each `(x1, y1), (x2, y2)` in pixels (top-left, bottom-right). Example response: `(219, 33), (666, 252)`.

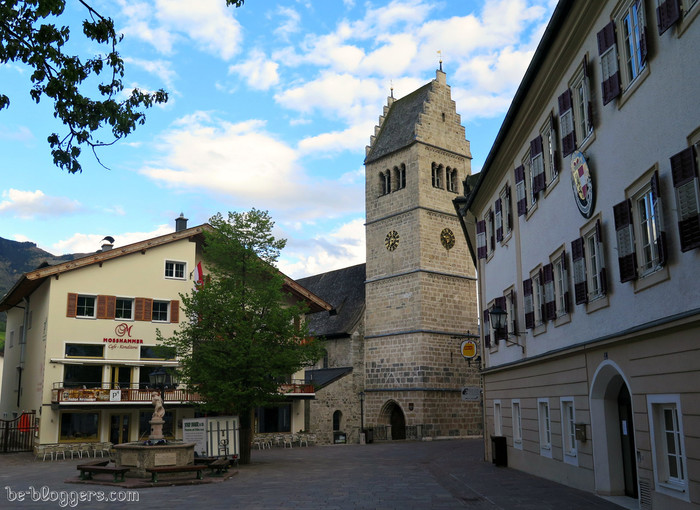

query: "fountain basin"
(113, 442), (195, 477)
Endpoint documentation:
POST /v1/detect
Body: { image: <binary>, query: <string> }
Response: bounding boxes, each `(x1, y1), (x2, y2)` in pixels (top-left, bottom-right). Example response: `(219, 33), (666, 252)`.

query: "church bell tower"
(363, 69), (481, 438)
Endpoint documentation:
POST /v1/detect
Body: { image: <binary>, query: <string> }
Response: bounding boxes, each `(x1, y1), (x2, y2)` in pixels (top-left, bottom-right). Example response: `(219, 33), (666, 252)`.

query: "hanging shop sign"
(460, 340), (477, 359)
(571, 150), (595, 218)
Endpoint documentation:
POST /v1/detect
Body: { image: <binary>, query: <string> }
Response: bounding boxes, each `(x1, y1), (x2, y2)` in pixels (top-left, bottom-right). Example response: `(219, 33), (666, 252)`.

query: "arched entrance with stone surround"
(379, 400), (406, 440)
(590, 360), (639, 500)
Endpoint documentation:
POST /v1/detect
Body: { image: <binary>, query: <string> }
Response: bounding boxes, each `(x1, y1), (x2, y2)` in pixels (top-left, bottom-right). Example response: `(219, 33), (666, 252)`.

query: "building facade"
(364, 69), (481, 439)
(0, 218), (330, 449)
(456, 1), (700, 508)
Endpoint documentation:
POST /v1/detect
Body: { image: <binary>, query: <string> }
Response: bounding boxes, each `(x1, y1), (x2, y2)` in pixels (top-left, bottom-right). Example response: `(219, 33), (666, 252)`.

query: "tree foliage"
(0, 0), (245, 173)
(160, 209), (322, 463)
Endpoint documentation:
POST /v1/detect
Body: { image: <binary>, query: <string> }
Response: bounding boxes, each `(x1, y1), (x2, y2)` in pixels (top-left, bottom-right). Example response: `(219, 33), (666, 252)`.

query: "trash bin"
(365, 428), (374, 444)
(491, 435), (507, 467)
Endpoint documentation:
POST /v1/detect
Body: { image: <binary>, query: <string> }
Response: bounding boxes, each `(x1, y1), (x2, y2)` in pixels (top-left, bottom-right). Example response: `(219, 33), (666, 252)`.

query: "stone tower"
(364, 69), (481, 438)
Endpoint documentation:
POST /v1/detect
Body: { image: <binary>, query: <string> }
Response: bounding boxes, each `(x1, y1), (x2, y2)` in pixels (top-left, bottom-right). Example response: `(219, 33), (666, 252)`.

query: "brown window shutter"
(143, 299), (153, 322)
(170, 300), (180, 323)
(613, 199), (637, 282)
(66, 293), (78, 317)
(543, 263), (556, 321)
(571, 238), (588, 304)
(97, 295), (108, 319)
(597, 21), (621, 105)
(657, 0), (681, 35)
(515, 165), (527, 216)
(558, 90), (576, 157)
(671, 146), (700, 252)
(135, 298), (145, 321)
(476, 220), (487, 259)
(106, 296), (116, 319)
(495, 198), (503, 242)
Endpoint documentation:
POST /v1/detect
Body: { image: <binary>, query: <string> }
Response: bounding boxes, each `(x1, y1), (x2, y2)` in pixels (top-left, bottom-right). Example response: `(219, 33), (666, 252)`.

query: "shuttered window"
(483, 308), (491, 348)
(530, 135), (546, 194)
(657, 0), (681, 35)
(477, 220), (487, 259)
(597, 21), (621, 105)
(556, 251), (571, 315)
(558, 90), (576, 157)
(170, 300), (180, 324)
(134, 298), (153, 322)
(523, 278), (534, 329)
(66, 293), (78, 318)
(543, 264), (556, 321)
(515, 165), (527, 216)
(495, 198), (503, 242)
(571, 238), (588, 305)
(671, 146), (700, 252)
(614, 199), (638, 282)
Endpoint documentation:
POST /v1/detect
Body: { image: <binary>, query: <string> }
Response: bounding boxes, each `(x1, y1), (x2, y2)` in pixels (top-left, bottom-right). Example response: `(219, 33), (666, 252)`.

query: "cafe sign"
(103, 323), (144, 349)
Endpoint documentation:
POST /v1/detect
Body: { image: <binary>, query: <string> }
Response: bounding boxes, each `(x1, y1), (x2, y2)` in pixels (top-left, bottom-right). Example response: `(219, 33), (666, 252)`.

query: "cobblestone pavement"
(1, 439), (625, 509)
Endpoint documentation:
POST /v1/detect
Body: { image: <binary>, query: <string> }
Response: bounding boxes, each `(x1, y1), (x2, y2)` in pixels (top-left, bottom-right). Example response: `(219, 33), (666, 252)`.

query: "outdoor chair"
(53, 444), (67, 461)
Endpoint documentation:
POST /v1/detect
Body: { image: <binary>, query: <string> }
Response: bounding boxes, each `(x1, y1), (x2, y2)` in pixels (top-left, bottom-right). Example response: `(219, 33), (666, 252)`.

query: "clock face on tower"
(440, 228), (455, 250)
(385, 230), (400, 251)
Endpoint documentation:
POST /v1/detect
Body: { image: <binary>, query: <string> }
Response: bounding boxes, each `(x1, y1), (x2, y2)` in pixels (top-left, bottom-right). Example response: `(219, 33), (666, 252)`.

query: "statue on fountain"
(149, 392), (166, 441)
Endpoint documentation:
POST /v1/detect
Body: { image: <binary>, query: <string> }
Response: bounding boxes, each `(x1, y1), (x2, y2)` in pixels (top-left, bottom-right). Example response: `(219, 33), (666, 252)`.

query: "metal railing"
(50, 382), (200, 404)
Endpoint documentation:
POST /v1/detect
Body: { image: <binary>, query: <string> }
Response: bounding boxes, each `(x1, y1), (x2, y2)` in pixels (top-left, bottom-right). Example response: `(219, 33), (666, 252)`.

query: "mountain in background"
(0, 237), (88, 337)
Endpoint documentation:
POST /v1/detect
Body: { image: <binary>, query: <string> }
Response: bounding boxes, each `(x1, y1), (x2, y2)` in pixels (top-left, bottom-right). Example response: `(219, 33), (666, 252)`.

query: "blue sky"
(0, 0), (556, 279)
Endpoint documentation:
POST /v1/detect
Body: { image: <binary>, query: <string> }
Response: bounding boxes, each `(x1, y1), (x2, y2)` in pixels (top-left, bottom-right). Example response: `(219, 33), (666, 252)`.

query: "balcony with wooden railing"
(50, 379), (314, 404)
(50, 383), (200, 405)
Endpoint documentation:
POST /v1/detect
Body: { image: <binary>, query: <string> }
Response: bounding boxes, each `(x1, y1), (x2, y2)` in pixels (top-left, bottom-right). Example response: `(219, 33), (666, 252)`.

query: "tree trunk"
(238, 408), (254, 464)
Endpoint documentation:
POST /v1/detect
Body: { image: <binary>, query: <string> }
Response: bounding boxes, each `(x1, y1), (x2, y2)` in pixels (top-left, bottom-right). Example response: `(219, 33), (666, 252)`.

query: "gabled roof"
(365, 83), (432, 164)
(0, 224), (332, 314)
(296, 263), (365, 338)
(305, 367), (353, 389)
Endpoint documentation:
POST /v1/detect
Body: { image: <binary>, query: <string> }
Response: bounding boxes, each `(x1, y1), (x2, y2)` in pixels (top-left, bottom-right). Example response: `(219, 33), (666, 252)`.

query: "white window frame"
(570, 65), (593, 146)
(499, 185), (513, 240)
(632, 179), (663, 276)
(532, 269), (544, 328)
(554, 256), (567, 317)
(512, 400), (523, 449)
(165, 260), (186, 280)
(152, 300), (170, 322)
(115, 298), (134, 321)
(76, 295), (97, 318)
(524, 151), (537, 214)
(647, 394), (689, 501)
(494, 400), (502, 436)
(584, 229), (604, 301)
(560, 397), (578, 466)
(614, 0), (648, 87)
(541, 115), (559, 186)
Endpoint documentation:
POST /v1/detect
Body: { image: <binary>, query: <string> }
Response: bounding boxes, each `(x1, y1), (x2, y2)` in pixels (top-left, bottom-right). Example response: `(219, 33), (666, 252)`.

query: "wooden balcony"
(50, 383), (200, 405)
(279, 380), (315, 397)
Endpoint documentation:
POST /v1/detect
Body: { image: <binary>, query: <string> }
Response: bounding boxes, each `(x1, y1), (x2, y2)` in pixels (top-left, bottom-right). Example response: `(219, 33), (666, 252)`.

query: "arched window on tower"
(379, 171), (389, 195)
(447, 168), (458, 192)
(399, 163), (406, 189)
(385, 170), (391, 193)
(432, 163), (443, 189)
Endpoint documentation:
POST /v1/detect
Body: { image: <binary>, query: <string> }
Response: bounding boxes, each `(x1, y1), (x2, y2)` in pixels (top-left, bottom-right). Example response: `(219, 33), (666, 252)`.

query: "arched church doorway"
(590, 360), (638, 499)
(380, 401), (406, 440)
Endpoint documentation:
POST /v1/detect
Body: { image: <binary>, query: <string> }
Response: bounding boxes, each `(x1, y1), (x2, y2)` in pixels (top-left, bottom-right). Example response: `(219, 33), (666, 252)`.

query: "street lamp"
(148, 368), (168, 396)
(488, 304), (508, 333)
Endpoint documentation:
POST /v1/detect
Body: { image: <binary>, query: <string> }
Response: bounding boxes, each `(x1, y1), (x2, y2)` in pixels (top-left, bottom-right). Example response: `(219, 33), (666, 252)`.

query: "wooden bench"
(207, 458), (231, 476)
(146, 465), (204, 483)
(77, 461), (129, 483)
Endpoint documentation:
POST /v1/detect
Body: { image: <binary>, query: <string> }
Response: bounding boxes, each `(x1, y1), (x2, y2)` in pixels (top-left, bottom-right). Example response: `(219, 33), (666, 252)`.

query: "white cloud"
(0, 190), (82, 219)
(298, 122), (374, 155)
(274, 7), (302, 40)
(0, 125), (34, 143)
(117, 0), (243, 60)
(51, 225), (173, 255)
(138, 112), (363, 219)
(279, 217), (365, 278)
(124, 57), (178, 92)
(228, 50), (280, 90)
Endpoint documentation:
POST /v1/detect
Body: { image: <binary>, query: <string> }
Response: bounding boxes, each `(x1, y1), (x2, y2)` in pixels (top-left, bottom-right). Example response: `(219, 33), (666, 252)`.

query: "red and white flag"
(193, 261), (204, 290)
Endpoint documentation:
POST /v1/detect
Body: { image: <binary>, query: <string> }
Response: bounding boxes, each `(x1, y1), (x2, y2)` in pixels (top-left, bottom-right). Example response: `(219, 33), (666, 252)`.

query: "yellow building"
(0, 217), (330, 450)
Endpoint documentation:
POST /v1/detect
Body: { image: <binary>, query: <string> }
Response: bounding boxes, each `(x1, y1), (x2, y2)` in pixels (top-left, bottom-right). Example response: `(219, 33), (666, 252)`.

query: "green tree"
(160, 209), (322, 464)
(0, 0), (245, 173)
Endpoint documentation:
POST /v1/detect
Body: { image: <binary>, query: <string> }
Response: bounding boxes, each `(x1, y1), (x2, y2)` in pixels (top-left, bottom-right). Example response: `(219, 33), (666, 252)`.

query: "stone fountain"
(113, 392), (195, 477)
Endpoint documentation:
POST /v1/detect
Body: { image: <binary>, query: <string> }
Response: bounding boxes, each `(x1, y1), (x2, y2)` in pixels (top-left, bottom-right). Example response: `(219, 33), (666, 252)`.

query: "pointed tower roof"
(364, 82), (432, 164)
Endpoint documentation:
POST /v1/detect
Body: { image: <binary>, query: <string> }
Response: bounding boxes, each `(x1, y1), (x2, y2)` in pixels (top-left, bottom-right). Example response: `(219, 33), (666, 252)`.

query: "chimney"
(100, 236), (115, 252)
(175, 213), (188, 232)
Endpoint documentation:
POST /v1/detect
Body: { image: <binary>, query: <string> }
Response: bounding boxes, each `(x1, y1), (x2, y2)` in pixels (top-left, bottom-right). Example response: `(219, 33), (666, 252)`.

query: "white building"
(0, 217), (330, 450)
(455, 1), (700, 509)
